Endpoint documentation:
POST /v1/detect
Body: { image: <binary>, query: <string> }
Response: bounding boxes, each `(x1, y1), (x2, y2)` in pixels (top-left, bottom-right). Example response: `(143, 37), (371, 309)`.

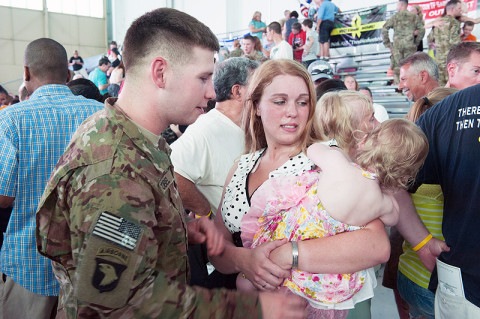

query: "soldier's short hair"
(444, 0), (460, 14)
(213, 57), (260, 102)
(122, 8), (219, 76)
(268, 21), (282, 35)
(400, 52), (439, 81)
(243, 34), (255, 44)
(447, 42), (480, 66)
(399, 0), (408, 4)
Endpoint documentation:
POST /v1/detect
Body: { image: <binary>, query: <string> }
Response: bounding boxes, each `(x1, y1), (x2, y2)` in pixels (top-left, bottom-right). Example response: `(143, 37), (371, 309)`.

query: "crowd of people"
(0, 1), (479, 319)
(219, 0), (339, 66)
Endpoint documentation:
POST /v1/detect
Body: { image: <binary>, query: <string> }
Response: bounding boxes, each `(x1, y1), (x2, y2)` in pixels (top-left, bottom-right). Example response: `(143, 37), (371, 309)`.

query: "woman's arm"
(249, 23), (266, 34)
(209, 162), (290, 290)
(270, 218), (390, 274)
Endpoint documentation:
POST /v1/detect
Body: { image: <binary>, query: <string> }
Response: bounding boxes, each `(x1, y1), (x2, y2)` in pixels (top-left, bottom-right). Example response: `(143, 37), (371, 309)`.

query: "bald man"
(0, 38), (103, 318)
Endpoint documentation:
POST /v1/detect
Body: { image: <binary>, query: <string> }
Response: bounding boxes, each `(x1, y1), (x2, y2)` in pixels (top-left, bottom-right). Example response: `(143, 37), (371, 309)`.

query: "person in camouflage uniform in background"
(35, 8), (305, 319)
(431, 0), (463, 86)
(382, 0), (425, 83)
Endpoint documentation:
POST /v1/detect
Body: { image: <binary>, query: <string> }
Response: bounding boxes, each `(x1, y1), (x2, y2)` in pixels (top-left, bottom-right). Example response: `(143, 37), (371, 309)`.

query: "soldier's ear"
(151, 57), (167, 89)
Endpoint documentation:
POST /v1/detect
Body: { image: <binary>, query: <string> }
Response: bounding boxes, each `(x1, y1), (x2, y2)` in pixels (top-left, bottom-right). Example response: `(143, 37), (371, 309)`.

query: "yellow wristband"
(413, 234), (433, 252)
(195, 209), (212, 219)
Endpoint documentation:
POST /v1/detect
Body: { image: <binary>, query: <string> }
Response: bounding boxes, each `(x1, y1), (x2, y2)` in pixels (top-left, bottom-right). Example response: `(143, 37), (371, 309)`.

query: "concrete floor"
(371, 264), (400, 319)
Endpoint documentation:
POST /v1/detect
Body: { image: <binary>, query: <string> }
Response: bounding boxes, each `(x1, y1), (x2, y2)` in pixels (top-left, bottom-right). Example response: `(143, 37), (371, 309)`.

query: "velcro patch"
(159, 170), (174, 192)
(96, 246), (130, 265)
(92, 257), (127, 293)
(92, 211), (141, 250)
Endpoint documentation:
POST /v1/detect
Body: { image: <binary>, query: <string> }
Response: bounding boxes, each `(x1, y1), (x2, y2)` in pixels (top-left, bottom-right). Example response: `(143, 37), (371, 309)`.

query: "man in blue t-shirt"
(315, 0), (339, 60)
(398, 84), (480, 318)
(88, 56), (110, 95)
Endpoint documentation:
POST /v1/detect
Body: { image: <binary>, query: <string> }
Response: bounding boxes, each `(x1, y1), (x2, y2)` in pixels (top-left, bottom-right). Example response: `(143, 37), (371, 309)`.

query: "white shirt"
(373, 103), (389, 123)
(170, 109), (244, 215)
(270, 40), (294, 60)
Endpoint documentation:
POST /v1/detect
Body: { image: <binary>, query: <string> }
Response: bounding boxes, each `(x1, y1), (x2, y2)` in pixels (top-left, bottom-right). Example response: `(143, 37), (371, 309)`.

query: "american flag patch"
(92, 211), (142, 251)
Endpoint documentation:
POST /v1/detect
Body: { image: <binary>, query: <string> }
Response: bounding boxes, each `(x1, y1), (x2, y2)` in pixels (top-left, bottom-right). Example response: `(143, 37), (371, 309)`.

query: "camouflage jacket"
(432, 15), (461, 52)
(36, 99), (262, 318)
(245, 50), (267, 62)
(382, 10), (425, 49)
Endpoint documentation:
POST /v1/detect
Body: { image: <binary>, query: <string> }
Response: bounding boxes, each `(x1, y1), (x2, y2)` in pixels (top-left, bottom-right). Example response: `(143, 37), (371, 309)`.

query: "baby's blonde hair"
(315, 90), (373, 154)
(356, 118), (428, 189)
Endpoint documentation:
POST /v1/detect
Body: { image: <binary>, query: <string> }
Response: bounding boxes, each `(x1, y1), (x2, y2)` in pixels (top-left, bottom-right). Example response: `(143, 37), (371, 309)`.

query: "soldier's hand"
(259, 291), (307, 319)
(187, 217), (225, 256)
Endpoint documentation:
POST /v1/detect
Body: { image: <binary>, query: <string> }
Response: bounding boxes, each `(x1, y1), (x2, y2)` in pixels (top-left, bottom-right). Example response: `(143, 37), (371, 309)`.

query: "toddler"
(239, 118), (428, 318)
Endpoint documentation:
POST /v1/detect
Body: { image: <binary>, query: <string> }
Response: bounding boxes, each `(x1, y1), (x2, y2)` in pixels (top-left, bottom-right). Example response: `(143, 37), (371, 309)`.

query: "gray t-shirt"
(303, 29), (319, 62)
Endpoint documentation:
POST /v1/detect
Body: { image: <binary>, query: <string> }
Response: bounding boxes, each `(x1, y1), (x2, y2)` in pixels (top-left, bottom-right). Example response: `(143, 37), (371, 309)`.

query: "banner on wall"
(413, 0), (477, 20)
(330, 5), (387, 49)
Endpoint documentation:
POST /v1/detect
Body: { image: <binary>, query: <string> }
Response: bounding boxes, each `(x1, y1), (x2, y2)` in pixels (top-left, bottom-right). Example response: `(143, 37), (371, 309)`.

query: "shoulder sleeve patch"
(75, 237), (138, 308)
(92, 211), (142, 251)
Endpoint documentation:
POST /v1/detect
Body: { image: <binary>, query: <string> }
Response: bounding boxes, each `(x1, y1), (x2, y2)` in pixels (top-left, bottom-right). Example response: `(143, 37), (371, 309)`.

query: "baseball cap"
(308, 60), (334, 82)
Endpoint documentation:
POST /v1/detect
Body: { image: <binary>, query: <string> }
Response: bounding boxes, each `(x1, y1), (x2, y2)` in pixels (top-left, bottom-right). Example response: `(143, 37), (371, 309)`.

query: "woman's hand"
(242, 239), (291, 291)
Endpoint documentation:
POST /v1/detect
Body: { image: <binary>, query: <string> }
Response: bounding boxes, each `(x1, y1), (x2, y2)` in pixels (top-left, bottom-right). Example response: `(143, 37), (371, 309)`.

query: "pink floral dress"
(241, 169), (373, 307)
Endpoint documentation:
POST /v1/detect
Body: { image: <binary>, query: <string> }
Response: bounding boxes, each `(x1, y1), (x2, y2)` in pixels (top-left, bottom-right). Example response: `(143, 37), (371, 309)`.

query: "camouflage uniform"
(228, 48), (244, 58)
(35, 98), (262, 318)
(382, 10), (425, 82)
(245, 50), (266, 62)
(432, 15), (461, 86)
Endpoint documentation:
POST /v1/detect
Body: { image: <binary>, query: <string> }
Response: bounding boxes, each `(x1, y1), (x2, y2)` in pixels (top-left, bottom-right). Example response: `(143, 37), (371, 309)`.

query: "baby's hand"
(416, 237), (450, 272)
(270, 241), (294, 271)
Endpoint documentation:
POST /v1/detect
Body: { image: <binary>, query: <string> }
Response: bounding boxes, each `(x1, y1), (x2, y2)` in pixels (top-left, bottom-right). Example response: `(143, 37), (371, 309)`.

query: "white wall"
(0, 5), (106, 93)
(110, 0), (169, 47)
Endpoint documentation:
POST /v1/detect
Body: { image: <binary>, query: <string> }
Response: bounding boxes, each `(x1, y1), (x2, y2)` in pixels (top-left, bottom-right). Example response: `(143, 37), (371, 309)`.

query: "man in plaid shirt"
(0, 38), (103, 319)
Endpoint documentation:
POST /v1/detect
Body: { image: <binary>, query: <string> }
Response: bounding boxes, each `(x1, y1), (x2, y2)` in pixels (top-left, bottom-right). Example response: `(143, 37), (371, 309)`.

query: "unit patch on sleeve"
(92, 211), (142, 250)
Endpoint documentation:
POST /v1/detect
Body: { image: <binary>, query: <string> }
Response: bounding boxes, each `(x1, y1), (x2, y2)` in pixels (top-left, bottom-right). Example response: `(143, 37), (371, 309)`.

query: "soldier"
(431, 0), (463, 86)
(242, 35), (265, 61)
(382, 0), (425, 83)
(35, 8), (305, 319)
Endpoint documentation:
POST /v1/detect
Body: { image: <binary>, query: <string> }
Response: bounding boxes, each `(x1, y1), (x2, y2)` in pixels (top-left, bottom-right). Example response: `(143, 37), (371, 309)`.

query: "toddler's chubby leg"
(236, 273), (257, 292)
